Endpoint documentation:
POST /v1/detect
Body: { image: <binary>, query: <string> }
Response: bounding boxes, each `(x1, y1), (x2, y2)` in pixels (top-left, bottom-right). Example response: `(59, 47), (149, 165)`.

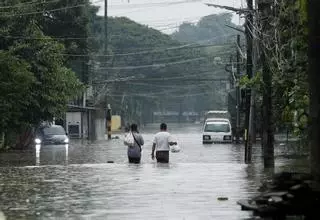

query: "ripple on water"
(0, 124), (308, 220)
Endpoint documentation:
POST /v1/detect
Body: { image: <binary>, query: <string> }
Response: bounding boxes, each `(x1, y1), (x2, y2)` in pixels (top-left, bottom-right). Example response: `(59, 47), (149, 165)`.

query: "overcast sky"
(91, 0), (245, 34)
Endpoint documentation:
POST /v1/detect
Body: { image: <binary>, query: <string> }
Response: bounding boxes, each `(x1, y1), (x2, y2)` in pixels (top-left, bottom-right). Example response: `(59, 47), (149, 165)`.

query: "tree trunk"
(259, 0), (274, 168)
(15, 127), (34, 149)
(308, 0), (320, 181)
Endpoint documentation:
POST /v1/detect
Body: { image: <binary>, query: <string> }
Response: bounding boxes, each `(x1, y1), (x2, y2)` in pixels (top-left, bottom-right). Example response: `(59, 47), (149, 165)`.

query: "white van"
(202, 118), (232, 144)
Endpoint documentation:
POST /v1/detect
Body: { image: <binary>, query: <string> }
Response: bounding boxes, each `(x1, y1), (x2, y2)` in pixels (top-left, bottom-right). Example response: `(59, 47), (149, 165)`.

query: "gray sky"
(91, 0), (245, 34)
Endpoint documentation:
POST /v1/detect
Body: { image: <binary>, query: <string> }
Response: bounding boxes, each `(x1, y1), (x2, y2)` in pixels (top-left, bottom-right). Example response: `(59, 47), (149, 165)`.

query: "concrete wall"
(82, 112), (88, 139)
(66, 107), (106, 141)
(95, 117), (106, 140)
(111, 115), (121, 131)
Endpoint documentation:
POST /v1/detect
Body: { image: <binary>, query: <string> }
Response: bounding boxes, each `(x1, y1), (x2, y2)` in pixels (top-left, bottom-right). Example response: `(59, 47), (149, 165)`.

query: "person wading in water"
(125, 124), (144, 163)
(151, 123), (177, 163)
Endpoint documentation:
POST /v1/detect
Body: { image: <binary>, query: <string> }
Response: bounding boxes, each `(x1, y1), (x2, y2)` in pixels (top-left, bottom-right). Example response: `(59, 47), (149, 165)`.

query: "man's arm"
(139, 135), (144, 146)
(151, 143), (156, 160)
(168, 134), (177, 146)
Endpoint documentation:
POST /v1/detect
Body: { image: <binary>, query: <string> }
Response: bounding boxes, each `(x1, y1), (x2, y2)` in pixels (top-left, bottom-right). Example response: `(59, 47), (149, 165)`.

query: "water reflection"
(0, 212), (6, 220)
(35, 144), (69, 166)
(35, 144), (40, 166)
(0, 124), (310, 219)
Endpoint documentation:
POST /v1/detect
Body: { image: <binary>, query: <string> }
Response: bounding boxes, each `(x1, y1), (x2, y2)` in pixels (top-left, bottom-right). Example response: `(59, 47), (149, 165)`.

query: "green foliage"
(0, 1), (85, 148)
(172, 13), (241, 44)
(10, 25), (84, 123)
(0, 51), (35, 132)
(90, 14), (225, 120)
(239, 72), (262, 91)
(259, 0), (308, 136)
(39, 0), (95, 83)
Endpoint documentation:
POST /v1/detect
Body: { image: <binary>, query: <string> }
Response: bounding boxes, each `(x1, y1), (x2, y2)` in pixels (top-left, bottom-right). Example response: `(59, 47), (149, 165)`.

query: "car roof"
(39, 124), (64, 129)
(206, 121), (229, 124)
(206, 110), (228, 114)
(205, 118), (230, 122)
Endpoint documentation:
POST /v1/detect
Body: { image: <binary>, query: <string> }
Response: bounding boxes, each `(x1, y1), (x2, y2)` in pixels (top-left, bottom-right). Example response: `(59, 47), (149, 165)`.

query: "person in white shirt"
(151, 123), (177, 163)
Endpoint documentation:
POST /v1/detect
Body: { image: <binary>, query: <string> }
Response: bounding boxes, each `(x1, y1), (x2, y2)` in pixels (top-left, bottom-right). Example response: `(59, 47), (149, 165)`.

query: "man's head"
(131, 123), (138, 132)
(160, 123), (167, 131)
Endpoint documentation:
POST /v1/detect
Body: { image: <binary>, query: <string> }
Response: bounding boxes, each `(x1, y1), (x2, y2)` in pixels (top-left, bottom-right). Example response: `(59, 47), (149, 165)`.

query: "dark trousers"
(156, 151), (169, 163)
(128, 157), (141, 164)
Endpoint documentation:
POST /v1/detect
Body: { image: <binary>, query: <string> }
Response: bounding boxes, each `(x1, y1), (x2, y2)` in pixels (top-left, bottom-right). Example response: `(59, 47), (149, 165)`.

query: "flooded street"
(0, 124), (308, 220)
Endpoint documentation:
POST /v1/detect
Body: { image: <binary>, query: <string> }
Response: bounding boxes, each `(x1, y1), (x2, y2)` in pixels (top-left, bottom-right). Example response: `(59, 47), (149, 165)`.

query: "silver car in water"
(35, 125), (69, 145)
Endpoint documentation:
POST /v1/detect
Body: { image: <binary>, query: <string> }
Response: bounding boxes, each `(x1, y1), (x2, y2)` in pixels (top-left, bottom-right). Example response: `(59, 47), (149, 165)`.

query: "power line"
(0, 0), (60, 9)
(60, 42), (234, 57)
(121, 81), (219, 89)
(107, 90), (227, 98)
(0, 35), (101, 40)
(0, 4), (86, 17)
(97, 57), (207, 70)
(92, 67), (229, 84)
(93, 60), (239, 72)
(94, 72), (229, 84)
(109, 0), (203, 9)
(0, 0), (103, 17)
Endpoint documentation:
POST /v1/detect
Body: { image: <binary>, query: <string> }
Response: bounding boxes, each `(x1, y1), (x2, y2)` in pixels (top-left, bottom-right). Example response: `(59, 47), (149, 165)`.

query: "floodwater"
(0, 124), (309, 220)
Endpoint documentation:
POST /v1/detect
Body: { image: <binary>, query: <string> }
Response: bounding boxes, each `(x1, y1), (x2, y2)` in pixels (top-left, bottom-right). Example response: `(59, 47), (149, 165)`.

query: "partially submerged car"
(35, 125), (69, 145)
(202, 118), (232, 144)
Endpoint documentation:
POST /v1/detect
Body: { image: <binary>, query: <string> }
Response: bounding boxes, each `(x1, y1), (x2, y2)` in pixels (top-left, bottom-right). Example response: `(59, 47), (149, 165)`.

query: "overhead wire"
(109, 0), (204, 9)
(93, 71), (231, 84)
(97, 60), (242, 71)
(1, 1), (238, 106)
(97, 57), (206, 70)
(0, 0), (61, 9)
(60, 42), (234, 57)
(0, 29), (236, 44)
(107, 90), (226, 99)
(0, 0), (104, 17)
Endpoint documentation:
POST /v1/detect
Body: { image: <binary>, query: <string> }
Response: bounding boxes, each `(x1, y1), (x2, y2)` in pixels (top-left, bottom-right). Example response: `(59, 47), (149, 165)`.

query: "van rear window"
(204, 123), (230, 132)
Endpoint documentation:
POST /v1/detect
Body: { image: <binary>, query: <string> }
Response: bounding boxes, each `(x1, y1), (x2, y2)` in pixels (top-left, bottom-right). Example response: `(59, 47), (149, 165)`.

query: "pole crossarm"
(225, 24), (245, 33)
(205, 3), (252, 14)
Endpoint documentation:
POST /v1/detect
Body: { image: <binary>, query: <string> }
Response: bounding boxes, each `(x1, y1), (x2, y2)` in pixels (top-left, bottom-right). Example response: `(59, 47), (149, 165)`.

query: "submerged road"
(0, 124), (308, 220)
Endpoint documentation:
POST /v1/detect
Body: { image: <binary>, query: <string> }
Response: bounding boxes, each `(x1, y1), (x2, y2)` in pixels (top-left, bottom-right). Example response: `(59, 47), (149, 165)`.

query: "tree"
(271, 1), (308, 136)
(89, 15), (221, 123)
(10, 28), (83, 125)
(308, 0), (320, 180)
(0, 51), (35, 143)
(0, 1), (84, 149)
(39, 0), (95, 84)
(172, 13), (240, 44)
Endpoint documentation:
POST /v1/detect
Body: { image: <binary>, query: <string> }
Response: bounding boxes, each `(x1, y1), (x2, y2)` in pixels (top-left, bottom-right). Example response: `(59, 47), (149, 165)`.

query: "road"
(0, 124), (308, 220)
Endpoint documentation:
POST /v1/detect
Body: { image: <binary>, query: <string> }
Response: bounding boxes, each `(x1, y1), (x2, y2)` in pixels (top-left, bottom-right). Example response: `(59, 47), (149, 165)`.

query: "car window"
(42, 126), (66, 135)
(204, 123), (230, 132)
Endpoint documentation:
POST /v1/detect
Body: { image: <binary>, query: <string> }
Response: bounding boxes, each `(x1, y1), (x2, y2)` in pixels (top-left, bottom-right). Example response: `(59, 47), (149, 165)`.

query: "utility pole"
(236, 35), (241, 144)
(244, 0), (254, 163)
(205, 1), (254, 154)
(105, 0), (112, 140)
(104, 0), (108, 55)
(308, 0), (320, 181)
(259, 0), (274, 167)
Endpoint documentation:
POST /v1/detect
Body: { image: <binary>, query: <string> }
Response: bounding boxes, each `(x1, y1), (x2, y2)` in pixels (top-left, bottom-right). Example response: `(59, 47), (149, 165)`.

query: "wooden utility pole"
(104, 0), (108, 56)
(258, 0), (274, 168)
(308, 0), (320, 181)
(236, 35), (241, 144)
(244, 0), (254, 163)
(205, 2), (254, 154)
(105, 0), (112, 139)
